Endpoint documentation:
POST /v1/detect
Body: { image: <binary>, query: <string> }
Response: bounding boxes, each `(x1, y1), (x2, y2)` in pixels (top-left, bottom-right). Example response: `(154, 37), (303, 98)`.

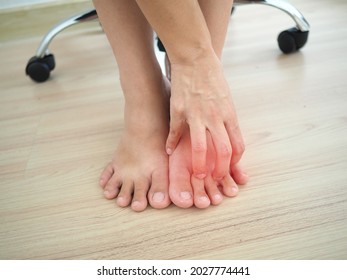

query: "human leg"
(168, 0), (248, 208)
(94, 0), (171, 211)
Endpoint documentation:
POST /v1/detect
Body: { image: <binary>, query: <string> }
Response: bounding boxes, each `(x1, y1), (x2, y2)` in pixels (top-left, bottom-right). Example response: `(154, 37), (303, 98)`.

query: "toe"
(220, 174), (239, 197)
(168, 130), (196, 208)
(204, 175), (223, 206)
(148, 169), (171, 209)
(191, 176), (210, 209)
(169, 169), (194, 208)
(131, 179), (150, 212)
(103, 175), (121, 199)
(117, 180), (134, 207)
(99, 163), (114, 188)
(230, 163), (249, 185)
(104, 178), (121, 199)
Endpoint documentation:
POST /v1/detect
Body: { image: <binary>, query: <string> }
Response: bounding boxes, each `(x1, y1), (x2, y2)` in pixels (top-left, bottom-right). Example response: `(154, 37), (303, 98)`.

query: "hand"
(166, 53), (245, 180)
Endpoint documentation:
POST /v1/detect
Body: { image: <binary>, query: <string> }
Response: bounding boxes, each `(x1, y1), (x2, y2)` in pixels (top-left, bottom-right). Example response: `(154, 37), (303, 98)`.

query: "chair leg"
(234, 0), (310, 53)
(26, 1), (310, 82)
(235, 0), (309, 32)
(26, 9), (97, 82)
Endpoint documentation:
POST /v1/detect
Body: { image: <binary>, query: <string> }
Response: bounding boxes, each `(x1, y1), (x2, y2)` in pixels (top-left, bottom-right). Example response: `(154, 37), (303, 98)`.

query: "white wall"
(0, 0), (87, 10)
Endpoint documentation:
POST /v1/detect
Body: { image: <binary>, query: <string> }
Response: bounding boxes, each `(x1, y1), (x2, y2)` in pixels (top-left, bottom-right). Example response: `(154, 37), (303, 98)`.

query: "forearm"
(136, 0), (214, 64)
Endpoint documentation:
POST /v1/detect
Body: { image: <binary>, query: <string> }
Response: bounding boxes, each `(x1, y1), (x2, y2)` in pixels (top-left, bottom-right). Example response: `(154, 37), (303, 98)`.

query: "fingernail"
(166, 148), (172, 155)
(180, 191), (192, 200)
(153, 192), (165, 202)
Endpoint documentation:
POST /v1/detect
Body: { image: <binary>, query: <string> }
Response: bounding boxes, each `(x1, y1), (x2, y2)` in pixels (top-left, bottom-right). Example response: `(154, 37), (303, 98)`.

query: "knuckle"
(193, 166), (206, 176)
(230, 123), (240, 133)
(235, 141), (245, 155)
(192, 141), (207, 153)
(218, 142), (232, 158)
(231, 141), (245, 164)
(172, 103), (185, 117)
(213, 170), (225, 179)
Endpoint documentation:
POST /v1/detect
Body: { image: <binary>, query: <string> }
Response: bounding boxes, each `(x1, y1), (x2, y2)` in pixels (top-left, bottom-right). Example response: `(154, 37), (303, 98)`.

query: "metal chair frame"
(26, 0), (310, 82)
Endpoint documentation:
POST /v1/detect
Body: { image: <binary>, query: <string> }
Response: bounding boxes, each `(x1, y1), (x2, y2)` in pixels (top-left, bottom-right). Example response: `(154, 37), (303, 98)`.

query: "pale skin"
(94, 0), (249, 211)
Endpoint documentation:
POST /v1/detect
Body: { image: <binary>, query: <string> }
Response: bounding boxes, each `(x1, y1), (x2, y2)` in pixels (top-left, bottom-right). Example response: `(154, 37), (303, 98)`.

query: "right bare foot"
(99, 75), (171, 212)
(169, 127), (248, 209)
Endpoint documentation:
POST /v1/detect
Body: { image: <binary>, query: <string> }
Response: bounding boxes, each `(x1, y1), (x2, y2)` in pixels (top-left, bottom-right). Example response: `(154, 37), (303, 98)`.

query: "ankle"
(119, 62), (162, 87)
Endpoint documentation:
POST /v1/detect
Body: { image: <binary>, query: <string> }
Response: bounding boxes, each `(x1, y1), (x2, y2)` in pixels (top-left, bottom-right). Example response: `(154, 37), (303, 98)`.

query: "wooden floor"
(1, 0), (347, 260)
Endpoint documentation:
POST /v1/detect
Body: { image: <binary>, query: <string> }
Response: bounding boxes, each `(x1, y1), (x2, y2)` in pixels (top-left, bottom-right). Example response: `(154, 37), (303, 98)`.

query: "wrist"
(169, 45), (220, 69)
(166, 40), (216, 65)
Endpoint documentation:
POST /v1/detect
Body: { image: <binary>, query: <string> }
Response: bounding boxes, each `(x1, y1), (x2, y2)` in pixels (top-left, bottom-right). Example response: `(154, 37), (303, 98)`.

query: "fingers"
(166, 114), (185, 155)
(225, 121), (245, 166)
(190, 124), (207, 179)
(208, 125), (232, 180)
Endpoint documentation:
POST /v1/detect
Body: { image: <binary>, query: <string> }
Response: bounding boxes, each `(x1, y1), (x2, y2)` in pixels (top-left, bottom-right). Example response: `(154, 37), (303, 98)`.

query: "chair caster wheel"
(277, 27), (309, 54)
(26, 54), (55, 82)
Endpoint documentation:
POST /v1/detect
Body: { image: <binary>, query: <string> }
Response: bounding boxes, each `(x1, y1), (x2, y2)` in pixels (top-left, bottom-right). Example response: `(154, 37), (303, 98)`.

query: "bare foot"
(99, 76), (171, 212)
(169, 127), (248, 209)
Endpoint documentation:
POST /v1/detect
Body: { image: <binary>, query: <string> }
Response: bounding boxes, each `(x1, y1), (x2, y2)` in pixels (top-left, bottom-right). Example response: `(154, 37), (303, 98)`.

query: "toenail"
(132, 201), (142, 208)
(231, 186), (239, 194)
(103, 190), (110, 197)
(242, 173), (250, 181)
(99, 178), (106, 186)
(153, 192), (165, 202)
(199, 196), (209, 202)
(195, 173), (206, 179)
(117, 196), (126, 205)
(214, 194), (222, 201)
(180, 191), (192, 200)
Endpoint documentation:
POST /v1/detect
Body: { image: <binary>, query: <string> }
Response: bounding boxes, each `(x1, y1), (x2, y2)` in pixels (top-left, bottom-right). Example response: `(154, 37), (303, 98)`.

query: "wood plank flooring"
(1, 0), (347, 259)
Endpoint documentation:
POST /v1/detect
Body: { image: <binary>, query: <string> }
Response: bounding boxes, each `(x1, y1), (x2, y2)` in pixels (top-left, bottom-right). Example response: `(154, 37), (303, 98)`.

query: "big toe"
(169, 168), (194, 208)
(148, 170), (171, 209)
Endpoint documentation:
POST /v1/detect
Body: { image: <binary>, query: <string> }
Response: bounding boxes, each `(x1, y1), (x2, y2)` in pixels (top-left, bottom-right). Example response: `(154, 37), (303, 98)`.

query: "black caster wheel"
(277, 27), (309, 54)
(26, 54), (55, 82)
(231, 6), (236, 15)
